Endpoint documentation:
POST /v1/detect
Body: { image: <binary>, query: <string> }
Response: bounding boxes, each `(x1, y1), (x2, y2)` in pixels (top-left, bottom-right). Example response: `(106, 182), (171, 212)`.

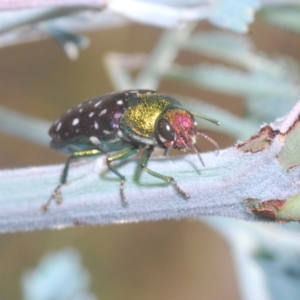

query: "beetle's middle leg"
(140, 146), (190, 199)
(106, 147), (138, 206)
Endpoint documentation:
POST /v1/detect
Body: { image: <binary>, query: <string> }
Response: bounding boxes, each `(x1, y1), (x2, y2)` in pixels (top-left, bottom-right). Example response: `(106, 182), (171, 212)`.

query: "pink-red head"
(155, 108), (219, 165)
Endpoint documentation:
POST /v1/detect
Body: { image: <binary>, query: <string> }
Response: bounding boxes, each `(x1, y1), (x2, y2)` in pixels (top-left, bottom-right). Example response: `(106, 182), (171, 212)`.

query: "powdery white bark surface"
(0, 123), (299, 233)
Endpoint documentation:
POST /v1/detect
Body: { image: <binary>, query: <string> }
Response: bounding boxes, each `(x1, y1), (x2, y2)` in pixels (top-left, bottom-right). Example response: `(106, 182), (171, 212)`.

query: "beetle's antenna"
(179, 123), (205, 167)
(192, 112), (220, 126)
(196, 131), (219, 155)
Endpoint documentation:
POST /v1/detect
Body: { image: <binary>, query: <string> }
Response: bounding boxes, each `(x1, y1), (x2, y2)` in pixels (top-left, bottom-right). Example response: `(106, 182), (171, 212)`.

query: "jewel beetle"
(45, 90), (219, 209)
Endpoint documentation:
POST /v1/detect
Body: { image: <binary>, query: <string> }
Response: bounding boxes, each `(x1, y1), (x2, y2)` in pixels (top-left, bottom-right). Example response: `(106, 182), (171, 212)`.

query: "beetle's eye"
(158, 118), (176, 141)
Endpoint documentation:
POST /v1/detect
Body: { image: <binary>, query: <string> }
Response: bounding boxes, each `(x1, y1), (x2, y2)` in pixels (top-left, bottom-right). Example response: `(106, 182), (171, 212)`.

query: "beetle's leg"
(140, 146), (190, 199)
(163, 148), (170, 157)
(106, 147), (138, 206)
(43, 149), (102, 211)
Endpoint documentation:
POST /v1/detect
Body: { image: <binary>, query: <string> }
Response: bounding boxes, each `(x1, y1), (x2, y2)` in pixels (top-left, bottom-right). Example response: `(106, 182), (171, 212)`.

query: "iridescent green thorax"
(121, 93), (177, 142)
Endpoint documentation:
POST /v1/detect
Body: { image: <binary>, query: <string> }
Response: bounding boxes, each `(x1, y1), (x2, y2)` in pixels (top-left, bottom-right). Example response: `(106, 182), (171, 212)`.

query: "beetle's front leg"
(43, 149), (102, 211)
(140, 146), (190, 199)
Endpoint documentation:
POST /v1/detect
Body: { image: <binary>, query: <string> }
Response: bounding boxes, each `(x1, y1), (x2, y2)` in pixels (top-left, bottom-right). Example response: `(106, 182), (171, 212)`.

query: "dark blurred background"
(0, 18), (299, 299)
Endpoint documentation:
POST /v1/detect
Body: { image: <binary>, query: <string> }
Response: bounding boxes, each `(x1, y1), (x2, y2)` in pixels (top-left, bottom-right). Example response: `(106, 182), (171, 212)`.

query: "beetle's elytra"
(44, 89), (219, 210)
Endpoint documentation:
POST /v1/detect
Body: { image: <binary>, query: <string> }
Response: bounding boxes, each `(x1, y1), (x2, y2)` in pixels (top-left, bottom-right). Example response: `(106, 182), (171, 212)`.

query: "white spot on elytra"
(66, 109), (72, 114)
(56, 122), (62, 131)
(72, 118), (79, 126)
(103, 130), (112, 135)
(79, 108), (83, 113)
(117, 130), (122, 137)
(99, 109), (107, 116)
(90, 136), (101, 145)
(77, 103), (82, 108)
(89, 112), (95, 118)
(94, 122), (99, 129)
(94, 101), (102, 107)
(76, 129), (79, 133)
(116, 100), (123, 105)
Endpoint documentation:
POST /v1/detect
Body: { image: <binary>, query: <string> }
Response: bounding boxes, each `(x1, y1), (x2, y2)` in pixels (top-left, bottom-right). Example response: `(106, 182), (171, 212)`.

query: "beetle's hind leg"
(106, 147), (138, 206)
(140, 146), (190, 199)
(43, 149), (102, 211)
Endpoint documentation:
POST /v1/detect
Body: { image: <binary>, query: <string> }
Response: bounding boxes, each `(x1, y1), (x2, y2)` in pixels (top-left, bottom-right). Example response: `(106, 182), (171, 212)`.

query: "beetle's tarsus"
(171, 179), (190, 199)
(42, 185), (63, 211)
(120, 179), (128, 207)
(41, 204), (49, 212)
(54, 189), (63, 204)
